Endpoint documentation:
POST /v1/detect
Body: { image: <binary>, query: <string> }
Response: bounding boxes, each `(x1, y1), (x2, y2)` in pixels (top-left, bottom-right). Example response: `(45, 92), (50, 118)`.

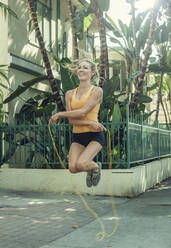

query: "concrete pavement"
(0, 177), (171, 248)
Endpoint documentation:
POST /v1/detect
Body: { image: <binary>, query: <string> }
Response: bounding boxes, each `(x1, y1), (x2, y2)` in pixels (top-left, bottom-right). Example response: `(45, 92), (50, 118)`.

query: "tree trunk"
(91, 34), (96, 61)
(67, 0), (79, 60)
(27, 0), (64, 111)
(164, 98), (171, 124)
(130, 0), (162, 109)
(161, 97), (169, 129)
(166, 75), (171, 111)
(155, 72), (164, 122)
(130, 0), (139, 72)
(91, 0), (109, 87)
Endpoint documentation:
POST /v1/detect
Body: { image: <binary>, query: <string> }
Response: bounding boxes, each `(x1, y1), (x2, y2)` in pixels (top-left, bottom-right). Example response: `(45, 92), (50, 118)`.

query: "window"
(28, 0), (52, 50)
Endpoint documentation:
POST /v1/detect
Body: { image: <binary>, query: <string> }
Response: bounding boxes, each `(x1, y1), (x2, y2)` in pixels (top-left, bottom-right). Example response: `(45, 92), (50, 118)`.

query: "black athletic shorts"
(72, 132), (105, 147)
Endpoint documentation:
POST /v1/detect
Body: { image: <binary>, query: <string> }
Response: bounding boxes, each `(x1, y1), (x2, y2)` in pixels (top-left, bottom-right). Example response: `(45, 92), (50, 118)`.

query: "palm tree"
(90, 0), (109, 87)
(67, 0), (79, 60)
(66, 0), (110, 87)
(126, 0), (140, 72)
(130, 0), (163, 109)
(0, 1), (18, 19)
(27, 0), (64, 111)
(148, 20), (171, 123)
(107, 10), (151, 79)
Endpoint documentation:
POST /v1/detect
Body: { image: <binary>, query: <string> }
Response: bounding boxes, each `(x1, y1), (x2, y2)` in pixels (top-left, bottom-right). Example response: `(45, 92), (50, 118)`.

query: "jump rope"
(48, 124), (119, 242)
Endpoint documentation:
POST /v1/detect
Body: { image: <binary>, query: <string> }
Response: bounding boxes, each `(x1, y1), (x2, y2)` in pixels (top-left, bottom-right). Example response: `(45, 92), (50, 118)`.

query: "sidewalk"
(0, 178), (171, 248)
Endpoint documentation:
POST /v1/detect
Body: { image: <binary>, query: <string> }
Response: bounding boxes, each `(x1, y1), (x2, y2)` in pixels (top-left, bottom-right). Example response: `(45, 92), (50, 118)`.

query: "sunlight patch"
(65, 208), (76, 212)
(103, 216), (120, 221)
(29, 200), (44, 205)
(50, 216), (63, 220)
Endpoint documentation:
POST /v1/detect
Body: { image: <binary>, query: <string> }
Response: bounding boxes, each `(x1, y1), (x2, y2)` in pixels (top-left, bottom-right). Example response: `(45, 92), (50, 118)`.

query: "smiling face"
(77, 61), (95, 82)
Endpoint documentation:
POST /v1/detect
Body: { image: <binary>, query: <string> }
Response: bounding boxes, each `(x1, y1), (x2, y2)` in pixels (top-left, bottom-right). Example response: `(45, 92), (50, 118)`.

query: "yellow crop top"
(71, 85), (100, 133)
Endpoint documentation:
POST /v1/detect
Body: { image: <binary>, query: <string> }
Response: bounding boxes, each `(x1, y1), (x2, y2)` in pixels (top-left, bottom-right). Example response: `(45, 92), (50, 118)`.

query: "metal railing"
(0, 117), (170, 169)
(0, 104), (171, 168)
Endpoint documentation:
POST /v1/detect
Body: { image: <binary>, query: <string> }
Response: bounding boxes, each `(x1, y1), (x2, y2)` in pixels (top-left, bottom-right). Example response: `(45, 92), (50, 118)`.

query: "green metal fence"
(129, 123), (171, 164)
(0, 117), (170, 169)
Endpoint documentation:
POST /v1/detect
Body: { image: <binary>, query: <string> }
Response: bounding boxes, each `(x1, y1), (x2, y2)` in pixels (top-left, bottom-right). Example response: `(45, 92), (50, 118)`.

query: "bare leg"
(68, 142), (85, 173)
(68, 141), (102, 187)
(76, 141), (102, 173)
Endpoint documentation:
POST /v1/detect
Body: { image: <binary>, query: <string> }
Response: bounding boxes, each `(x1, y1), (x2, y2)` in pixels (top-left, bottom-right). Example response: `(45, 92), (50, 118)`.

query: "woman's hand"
(90, 122), (106, 132)
(49, 113), (60, 124)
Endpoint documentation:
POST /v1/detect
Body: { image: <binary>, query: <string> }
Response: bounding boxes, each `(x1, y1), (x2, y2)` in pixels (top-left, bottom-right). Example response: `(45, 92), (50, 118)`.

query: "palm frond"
(0, 2), (18, 19)
(0, 69), (9, 84)
(3, 76), (48, 104)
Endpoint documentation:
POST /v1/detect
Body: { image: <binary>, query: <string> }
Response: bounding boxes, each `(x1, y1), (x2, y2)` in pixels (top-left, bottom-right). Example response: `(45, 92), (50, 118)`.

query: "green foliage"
(72, 0), (111, 41)
(136, 12), (151, 52)
(89, 0), (110, 12)
(136, 95), (152, 103)
(166, 51), (171, 67)
(3, 76), (48, 104)
(100, 75), (122, 121)
(0, 65), (9, 83)
(59, 58), (79, 93)
(73, 8), (86, 40)
(16, 96), (55, 123)
(84, 14), (93, 32)
(0, 2), (18, 19)
(155, 23), (169, 44)
(106, 10), (150, 77)
(2, 92), (60, 168)
(143, 110), (156, 121)
(112, 102), (122, 123)
(0, 65), (9, 123)
(148, 63), (171, 73)
(146, 82), (158, 91)
(97, 0), (110, 12)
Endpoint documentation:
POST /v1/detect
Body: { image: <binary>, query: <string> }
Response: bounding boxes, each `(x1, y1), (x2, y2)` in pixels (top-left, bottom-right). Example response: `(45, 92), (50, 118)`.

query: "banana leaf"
(97, 0), (110, 12)
(0, 2), (18, 19)
(143, 110), (156, 121)
(147, 82), (158, 91)
(0, 70), (9, 84)
(3, 76), (48, 104)
(84, 14), (93, 32)
(137, 95), (152, 103)
(112, 102), (122, 123)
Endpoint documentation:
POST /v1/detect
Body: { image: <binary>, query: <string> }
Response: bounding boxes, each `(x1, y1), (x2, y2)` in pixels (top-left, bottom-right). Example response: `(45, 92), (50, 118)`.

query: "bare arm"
(62, 87), (102, 118)
(49, 87), (106, 131)
(50, 87), (102, 121)
(65, 90), (94, 126)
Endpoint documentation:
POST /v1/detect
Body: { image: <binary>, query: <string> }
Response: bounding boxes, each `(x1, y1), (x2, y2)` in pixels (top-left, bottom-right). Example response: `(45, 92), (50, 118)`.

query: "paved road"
(0, 178), (171, 248)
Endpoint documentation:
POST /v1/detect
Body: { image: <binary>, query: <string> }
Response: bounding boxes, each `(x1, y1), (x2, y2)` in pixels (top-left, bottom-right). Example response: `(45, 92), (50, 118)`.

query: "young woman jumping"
(49, 59), (106, 187)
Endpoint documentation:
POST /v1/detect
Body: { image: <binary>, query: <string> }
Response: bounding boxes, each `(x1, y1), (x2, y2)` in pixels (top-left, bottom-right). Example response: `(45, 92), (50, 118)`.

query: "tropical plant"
(3, 57), (79, 105)
(0, 56), (119, 167)
(154, 28), (171, 122)
(69, 0), (110, 86)
(1, 60), (73, 167)
(0, 65), (9, 123)
(27, 0), (64, 111)
(125, 0), (140, 72)
(106, 0), (166, 112)
(0, 1), (18, 19)
(2, 95), (63, 168)
(106, 9), (156, 120)
(130, 0), (163, 109)
(89, 0), (110, 86)
(67, 0), (79, 59)
(107, 9), (151, 79)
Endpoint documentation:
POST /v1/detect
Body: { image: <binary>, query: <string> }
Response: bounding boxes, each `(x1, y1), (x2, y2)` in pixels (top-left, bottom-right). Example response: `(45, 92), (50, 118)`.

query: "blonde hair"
(62, 58), (99, 82)
(76, 59), (98, 80)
